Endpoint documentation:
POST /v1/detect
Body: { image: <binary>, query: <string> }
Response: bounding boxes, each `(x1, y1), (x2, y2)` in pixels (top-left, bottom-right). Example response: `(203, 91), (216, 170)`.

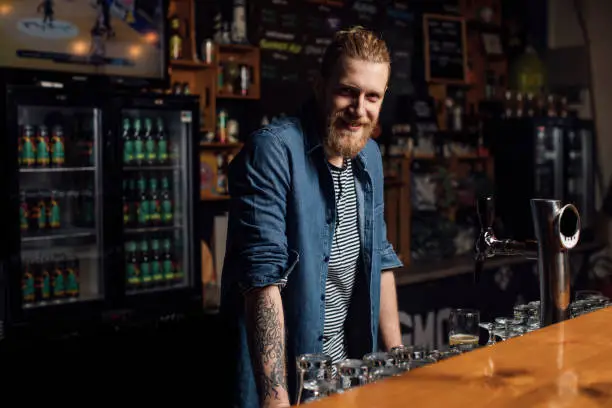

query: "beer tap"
(474, 195), (581, 326)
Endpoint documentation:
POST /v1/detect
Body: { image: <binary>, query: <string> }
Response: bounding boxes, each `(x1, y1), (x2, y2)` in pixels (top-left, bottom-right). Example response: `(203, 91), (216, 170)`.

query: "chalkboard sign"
(422, 13), (467, 84)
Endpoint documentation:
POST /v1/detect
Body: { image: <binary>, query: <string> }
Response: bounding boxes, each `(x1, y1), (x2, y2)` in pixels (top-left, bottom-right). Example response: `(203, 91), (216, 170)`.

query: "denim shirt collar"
(297, 98), (369, 170)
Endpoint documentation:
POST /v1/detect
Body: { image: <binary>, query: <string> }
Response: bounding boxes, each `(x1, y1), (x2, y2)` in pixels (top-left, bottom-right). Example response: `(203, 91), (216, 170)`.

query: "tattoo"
(246, 290), (287, 402)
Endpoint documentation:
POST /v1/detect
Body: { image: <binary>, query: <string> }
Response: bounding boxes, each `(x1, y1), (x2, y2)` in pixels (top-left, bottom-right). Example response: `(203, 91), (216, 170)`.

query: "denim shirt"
(220, 106), (403, 408)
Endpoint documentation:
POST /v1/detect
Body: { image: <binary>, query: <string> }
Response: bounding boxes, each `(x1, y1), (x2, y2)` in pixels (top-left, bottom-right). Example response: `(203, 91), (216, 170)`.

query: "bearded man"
(220, 26), (404, 408)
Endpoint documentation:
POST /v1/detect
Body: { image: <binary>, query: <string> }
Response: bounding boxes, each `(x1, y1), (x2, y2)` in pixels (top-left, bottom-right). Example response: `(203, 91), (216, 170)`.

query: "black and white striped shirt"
(323, 159), (361, 363)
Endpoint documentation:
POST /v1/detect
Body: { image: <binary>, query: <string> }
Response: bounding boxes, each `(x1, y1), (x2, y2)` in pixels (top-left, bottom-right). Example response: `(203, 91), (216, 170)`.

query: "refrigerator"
(0, 84), (201, 340)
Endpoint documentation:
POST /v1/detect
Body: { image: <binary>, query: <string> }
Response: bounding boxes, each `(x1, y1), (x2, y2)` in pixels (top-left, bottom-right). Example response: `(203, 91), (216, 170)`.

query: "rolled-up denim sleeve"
(225, 129), (296, 293)
(380, 217), (403, 271)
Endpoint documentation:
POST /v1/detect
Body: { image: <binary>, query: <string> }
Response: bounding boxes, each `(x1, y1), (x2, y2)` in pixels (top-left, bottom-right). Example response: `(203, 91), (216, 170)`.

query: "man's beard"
(323, 111), (374, 159)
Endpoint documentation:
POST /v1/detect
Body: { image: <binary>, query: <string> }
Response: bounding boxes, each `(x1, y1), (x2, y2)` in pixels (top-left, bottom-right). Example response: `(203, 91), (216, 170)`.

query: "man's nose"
(350, 94), (366, 118)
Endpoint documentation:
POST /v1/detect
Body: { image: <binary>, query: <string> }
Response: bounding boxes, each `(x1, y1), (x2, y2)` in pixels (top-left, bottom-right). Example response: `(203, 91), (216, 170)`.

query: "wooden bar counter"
(306, 307), (612, 407)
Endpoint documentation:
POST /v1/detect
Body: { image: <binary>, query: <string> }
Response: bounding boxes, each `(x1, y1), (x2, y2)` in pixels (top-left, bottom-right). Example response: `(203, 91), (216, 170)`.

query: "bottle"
(50, 126), (65, 167)
(133, 118), (145, 166)
(161, 175), (173, 225)
(136, 173), (150, 227)
(19, 190), (28, 233)
(22, 262), (35, 305)
(151, 238), (164, 285)
(162, 238), (175, 283)
(156, 117), (169, 165)
(51, 259), (66, 300)
(144, 117), (157, 165)
(122, 118), (134, 166)
(122, 179), (130, 226)
(65, 258), (80, 299)
(169, 14), (183, 60)
(36, 190), (48, 231)
(149, 177), (161, 226)
(21, 125), (36, 168)
(125, 241), (140, 290)
(48, 190), (61, 229)
(140, 239), (152, 288)
(35, 125), (50, 168)
(34, 259), (51, 303)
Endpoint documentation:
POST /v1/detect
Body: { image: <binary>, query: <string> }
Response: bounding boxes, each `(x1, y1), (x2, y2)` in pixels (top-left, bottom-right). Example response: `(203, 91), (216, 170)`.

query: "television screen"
(0, 0), (167, 81)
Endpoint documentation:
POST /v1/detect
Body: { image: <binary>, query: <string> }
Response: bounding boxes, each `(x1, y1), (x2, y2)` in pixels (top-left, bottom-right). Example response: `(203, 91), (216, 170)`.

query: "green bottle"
(137, 174), (150, 226)
(151, 239), (163, 284)
(162, 238), (174, 282)
(36, 126), (50, 167)
(51, 126), (65, 167)
(49, 191), (60, 229)
(156, 118), (169, 164)
(122, 118), (134, 165)
(161, 176), (173, 224)
(133, 118), (145, 165)
(125, 241), (140, 288)
(144, 118), (157, 165)
(149, 177), (161, 225)
(22, 126), (36, 168)
(140, 240), (152, 287)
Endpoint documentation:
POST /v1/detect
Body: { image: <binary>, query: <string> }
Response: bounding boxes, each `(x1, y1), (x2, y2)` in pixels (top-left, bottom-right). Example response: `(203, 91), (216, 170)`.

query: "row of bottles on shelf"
(500, 90), (570, 119)
(19, 124), (94, 169)
(22, 255), (80, 306)
(218, 63), (252, 97)
(122, 117), (173, 167)
(125, 235), (184, 291)
(123, 173), (174, 228)
(20, 187), (94, 234)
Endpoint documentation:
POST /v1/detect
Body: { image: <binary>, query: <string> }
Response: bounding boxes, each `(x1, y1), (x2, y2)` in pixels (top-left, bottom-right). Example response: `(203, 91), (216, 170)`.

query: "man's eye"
(337, 87), (352, 96)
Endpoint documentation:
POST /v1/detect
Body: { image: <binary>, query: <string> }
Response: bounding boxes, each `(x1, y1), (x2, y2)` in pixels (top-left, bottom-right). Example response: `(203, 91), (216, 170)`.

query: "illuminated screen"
(0, 0), (166, 80)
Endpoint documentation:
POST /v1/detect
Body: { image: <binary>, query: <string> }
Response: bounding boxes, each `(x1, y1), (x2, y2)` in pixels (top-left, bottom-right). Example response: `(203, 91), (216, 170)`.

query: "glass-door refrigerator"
(0, 85), (202, 340)
(2, 85), (108, 334)
(113, 93), (201, 312)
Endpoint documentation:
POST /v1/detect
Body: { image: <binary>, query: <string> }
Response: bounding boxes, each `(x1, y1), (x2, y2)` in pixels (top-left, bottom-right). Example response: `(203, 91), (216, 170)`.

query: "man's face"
(320, 55), (388, 159)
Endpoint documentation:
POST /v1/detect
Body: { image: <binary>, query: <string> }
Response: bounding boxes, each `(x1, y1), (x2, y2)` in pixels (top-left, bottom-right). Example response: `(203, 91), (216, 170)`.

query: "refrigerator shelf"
(21, 228), (96, 243)
(20, 167), (95, 173)
(23, 292), (102, 309)
(126, 283), (187, 296)
(124, 225), (181, 234)
(123, 166), (179, 171)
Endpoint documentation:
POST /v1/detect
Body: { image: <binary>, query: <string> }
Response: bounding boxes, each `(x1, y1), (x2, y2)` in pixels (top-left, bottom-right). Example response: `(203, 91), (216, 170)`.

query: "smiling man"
(220, 26), (404, 408)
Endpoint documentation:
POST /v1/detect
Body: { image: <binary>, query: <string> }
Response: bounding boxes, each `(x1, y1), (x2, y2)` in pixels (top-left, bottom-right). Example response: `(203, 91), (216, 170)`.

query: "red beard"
(324, 111), (374, 158)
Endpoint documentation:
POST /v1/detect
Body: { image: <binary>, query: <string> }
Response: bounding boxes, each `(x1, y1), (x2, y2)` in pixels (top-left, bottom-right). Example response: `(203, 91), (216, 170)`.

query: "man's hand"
(245, 285), (290, 408)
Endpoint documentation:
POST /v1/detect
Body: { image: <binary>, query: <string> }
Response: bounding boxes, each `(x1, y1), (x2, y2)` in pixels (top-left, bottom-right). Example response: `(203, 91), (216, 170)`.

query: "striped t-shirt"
(322, 159), (361, 363)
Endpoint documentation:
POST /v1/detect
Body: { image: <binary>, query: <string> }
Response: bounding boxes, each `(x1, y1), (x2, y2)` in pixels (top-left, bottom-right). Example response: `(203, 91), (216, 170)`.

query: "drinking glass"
(335, 359), (369, 390)
(479, 322), (496, 346)
(575, 290), (603, 301)
(362, 351), (394, 369)
(390, 345), (412, 371)
(513, 304), (530, 324)
(449, 308), (480, 351)
(363, 351), (398, 382)
(296, 353), (334, 405)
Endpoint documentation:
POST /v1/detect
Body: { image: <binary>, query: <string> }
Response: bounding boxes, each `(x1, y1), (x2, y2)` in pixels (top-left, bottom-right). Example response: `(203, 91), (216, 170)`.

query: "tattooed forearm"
(245, 286), (288, 404)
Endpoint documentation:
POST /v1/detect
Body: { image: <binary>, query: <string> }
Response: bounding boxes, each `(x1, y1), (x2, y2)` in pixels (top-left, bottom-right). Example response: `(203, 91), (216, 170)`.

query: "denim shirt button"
(323, 255), (329, 263)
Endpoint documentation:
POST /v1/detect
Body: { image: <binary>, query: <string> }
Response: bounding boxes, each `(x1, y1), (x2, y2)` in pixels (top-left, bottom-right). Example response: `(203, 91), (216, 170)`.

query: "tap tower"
(475, 196), (581, 326)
